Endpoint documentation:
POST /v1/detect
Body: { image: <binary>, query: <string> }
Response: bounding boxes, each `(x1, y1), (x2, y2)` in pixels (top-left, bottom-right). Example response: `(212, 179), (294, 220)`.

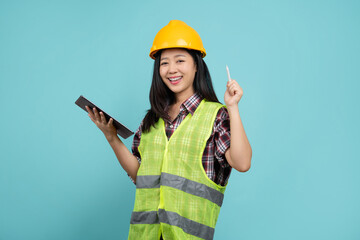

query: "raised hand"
(224, 79), (243, 108)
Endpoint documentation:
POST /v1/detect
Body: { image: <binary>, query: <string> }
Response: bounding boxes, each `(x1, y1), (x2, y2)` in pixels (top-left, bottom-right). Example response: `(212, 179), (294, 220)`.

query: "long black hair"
(142, 49), (219, 133)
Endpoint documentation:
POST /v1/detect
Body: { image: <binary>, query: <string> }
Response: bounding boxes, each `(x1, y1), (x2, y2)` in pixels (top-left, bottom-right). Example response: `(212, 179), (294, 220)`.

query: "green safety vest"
(128, 99), (227, 240)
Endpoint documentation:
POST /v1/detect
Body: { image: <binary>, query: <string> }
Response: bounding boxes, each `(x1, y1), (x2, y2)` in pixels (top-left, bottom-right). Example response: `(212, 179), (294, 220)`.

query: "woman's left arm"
(224, 79), (252, 172)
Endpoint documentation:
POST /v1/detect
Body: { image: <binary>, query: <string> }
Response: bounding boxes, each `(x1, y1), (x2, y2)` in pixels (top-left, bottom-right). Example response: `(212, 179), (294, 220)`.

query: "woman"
(86, 20), (252, 240)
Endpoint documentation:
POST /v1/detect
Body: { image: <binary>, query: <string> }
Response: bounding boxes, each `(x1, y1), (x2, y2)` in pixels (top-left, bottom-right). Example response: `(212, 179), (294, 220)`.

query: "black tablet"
(75, 95), (134, 139)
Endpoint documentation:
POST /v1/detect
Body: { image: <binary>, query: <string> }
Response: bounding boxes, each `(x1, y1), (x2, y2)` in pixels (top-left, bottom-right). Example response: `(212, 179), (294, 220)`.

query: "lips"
(168, 76), (182, 85)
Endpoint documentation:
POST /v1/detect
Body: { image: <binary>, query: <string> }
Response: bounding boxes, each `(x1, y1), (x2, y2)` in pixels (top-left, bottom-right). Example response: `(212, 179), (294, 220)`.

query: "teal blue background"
(1, 0), (359, 239)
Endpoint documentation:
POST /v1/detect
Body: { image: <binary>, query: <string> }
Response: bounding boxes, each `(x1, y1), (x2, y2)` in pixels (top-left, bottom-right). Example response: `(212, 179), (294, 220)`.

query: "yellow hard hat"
(149, 20), (206, 59)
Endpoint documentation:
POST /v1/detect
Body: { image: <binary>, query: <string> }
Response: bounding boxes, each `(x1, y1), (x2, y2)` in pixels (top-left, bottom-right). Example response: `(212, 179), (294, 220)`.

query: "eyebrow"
(160, 54), (186, 61)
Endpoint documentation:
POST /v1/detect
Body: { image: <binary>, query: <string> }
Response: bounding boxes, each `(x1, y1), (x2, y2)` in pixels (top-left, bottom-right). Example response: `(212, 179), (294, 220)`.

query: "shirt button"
(170, 124), (173, 128)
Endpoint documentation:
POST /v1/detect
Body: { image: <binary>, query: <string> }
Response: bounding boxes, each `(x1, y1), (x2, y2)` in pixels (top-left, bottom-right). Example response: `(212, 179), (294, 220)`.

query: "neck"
(174, 90), (195, 106)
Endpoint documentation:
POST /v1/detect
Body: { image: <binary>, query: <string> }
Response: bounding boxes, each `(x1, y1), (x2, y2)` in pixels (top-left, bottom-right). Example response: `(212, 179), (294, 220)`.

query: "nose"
(168, 62), (177, 74)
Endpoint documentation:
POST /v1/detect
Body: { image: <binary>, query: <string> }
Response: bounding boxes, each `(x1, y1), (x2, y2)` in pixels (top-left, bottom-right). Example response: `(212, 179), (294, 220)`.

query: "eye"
(177, 60), (185, 63)
(160, 62), (168, 66)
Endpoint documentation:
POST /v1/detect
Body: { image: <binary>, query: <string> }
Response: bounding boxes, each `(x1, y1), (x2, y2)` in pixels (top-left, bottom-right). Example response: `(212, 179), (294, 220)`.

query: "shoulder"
(200, 100), (226, 115)
(200, 100), (228, 124)
(202, 99), (224, 108)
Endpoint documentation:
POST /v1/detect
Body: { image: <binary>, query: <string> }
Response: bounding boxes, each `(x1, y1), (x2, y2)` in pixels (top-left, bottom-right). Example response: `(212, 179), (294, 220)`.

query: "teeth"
(169, 76), (182, 81)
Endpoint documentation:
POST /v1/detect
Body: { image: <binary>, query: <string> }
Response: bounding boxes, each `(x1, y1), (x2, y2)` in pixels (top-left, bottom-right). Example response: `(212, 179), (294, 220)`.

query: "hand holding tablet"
(75, 95), (134, 139)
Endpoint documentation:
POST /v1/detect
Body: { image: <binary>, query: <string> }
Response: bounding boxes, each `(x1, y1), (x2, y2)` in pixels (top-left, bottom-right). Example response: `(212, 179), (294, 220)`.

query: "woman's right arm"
(85, 106), (140, 181)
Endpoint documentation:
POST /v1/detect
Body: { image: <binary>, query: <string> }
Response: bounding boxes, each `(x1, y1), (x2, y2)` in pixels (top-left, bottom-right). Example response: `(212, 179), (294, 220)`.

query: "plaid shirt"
(131, 93), (232, 186)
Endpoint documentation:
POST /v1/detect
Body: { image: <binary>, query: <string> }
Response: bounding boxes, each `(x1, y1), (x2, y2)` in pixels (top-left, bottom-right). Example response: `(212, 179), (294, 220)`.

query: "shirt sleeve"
(213, 107), (231, 168)
(129, 122), (143, 184)
(131, 124), (142, 165)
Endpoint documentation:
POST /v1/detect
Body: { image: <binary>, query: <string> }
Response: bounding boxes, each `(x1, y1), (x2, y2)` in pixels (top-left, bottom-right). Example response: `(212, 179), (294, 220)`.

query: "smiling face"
(159, 48), (197, 102)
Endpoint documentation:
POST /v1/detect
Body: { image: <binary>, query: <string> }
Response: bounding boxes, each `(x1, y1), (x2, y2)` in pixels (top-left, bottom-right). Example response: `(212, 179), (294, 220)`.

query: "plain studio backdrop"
(1, 0), (359, 239)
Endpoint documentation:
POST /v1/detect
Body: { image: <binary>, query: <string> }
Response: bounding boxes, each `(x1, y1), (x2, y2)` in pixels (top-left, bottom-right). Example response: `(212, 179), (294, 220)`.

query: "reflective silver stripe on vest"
(158, 208), (214, 240)
(136, 173), (224, 206)
(161, 172), (224, 207)
(130, 211), (159, 224)
(136, 175), (161, 188)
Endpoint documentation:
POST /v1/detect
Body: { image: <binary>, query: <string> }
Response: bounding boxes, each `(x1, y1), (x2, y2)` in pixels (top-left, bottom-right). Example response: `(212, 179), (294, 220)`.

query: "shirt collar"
(180, 92), (203, 116)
